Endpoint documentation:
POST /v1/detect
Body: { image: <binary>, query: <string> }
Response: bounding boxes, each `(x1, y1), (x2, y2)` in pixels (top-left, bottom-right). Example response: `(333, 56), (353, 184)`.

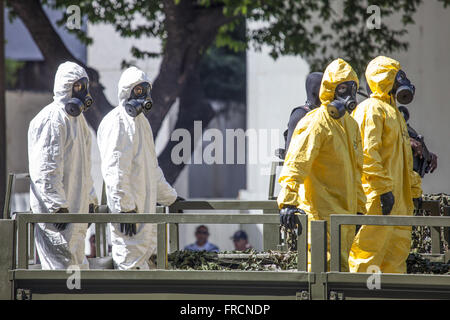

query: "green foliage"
(199, 45), (246, 103)
(121, 46), (162, 70)
(199, 20), (246, 103)
(229, 0), (424, 75)
(28, 0), (449, 78)
(281, 225), (299, 251)
(411, 193), (450, 254)
(43, 0), (166, 45)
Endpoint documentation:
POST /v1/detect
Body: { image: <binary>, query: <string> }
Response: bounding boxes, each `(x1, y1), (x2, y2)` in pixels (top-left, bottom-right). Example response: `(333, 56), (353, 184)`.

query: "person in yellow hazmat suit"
(277, 58), (367, 272)
(349, 56), (422, 274)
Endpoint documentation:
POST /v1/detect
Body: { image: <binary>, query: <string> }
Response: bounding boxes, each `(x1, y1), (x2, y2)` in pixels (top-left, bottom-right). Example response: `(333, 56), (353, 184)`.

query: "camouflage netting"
(280, 225), (298, 251)
(407, 193), (450, 274)
(168, 249), (298, 271)
(407, 253), (450, 274)
(168, 194), (449, 274)
(411, 193), (450, 254)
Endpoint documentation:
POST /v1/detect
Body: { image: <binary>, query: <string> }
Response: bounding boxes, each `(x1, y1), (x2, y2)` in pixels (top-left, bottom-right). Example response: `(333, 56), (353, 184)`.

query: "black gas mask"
(327, 81), (358, 119)
(391, 70), (415, 105)
(65, 77), (93, 117)
(125, 82), (153, 117)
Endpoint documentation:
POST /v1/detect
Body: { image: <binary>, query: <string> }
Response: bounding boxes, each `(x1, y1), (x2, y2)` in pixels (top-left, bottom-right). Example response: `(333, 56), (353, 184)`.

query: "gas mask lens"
(73, 82), (83, 93)
(133, 85), (145, 97)
(336, 82), (348, 96)
(336, 81), (357, 99)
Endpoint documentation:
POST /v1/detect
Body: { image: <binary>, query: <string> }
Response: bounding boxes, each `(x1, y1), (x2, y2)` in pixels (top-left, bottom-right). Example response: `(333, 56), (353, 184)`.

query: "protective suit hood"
(319, 58), (359, 106)
(53, 61), (88, 105)
(366, 56), (401, 102)
(118, 66), (152, 108)
(305, 72), (324, 108)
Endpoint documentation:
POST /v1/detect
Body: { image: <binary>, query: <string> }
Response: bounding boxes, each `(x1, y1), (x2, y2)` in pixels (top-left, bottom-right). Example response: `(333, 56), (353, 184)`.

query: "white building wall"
(386, 1), (450, 194)
(242, 46), (310, 200)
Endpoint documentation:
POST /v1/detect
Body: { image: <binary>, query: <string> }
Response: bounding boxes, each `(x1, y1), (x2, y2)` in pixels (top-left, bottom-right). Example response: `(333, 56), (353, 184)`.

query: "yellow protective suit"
(349, 56), (422, 274)
(277, 58), (367, 272)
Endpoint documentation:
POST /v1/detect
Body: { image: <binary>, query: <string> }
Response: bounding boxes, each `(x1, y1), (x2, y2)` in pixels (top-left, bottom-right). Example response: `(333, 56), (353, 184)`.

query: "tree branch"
(147, 0), (232, 137)
(7, 0), (113, 130)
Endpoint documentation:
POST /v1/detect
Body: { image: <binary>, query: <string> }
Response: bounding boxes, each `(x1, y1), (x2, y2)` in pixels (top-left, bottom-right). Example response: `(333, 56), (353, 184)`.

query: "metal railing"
(3, 173), (30, 219)
(268, 161), (283, 200)
(14, 212), (308, 271)
(330, 213), (450, 272)
(3, 173), (112, 262)
(7, 211), (450, 300)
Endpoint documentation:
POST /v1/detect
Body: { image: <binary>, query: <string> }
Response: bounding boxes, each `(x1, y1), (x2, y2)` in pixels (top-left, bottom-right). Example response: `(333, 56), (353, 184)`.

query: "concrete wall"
(384, 1), (450, 194)
(6, 91), (52, 195)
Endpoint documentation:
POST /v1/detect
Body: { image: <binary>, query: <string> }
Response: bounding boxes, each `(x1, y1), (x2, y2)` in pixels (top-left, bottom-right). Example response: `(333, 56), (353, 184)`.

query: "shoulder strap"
(290, 105), (311, 116)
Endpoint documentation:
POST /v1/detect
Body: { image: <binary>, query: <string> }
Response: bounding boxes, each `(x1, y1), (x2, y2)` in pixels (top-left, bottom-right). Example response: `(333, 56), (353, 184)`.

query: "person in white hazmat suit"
(28, 61), (97, 270)
(97, 66), (179, 270)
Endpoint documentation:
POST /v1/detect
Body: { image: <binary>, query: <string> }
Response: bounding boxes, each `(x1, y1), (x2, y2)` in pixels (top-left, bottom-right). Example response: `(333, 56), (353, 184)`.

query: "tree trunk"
(148, 0), (235, 136)
(152, 0), (234, 183)
(158, 69), (216, 185)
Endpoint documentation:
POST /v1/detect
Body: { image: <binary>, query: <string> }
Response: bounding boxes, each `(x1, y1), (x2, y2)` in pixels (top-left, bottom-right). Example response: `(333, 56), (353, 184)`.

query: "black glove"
(120, 222), (137, 237)
(425, 152), (437, 174)
(279, 205), (305, 229)
(380, 192), (395, 215)
(175, 196), (185, 202)
(89, 203), (97, 213)
(54, 207), (69, 231)
(413, 197), (422, 210)
(120, 209), (137, 237)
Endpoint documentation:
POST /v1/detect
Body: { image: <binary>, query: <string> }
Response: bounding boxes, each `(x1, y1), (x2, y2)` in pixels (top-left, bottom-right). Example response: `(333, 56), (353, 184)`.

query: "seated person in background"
(231, 230), (252, 251)
(184, 225), (219, 252)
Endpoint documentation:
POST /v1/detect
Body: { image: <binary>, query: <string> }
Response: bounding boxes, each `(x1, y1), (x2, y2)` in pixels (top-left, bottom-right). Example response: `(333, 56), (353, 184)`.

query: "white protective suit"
(28, 61), (97, 270)
(97, 66), (177, 270)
